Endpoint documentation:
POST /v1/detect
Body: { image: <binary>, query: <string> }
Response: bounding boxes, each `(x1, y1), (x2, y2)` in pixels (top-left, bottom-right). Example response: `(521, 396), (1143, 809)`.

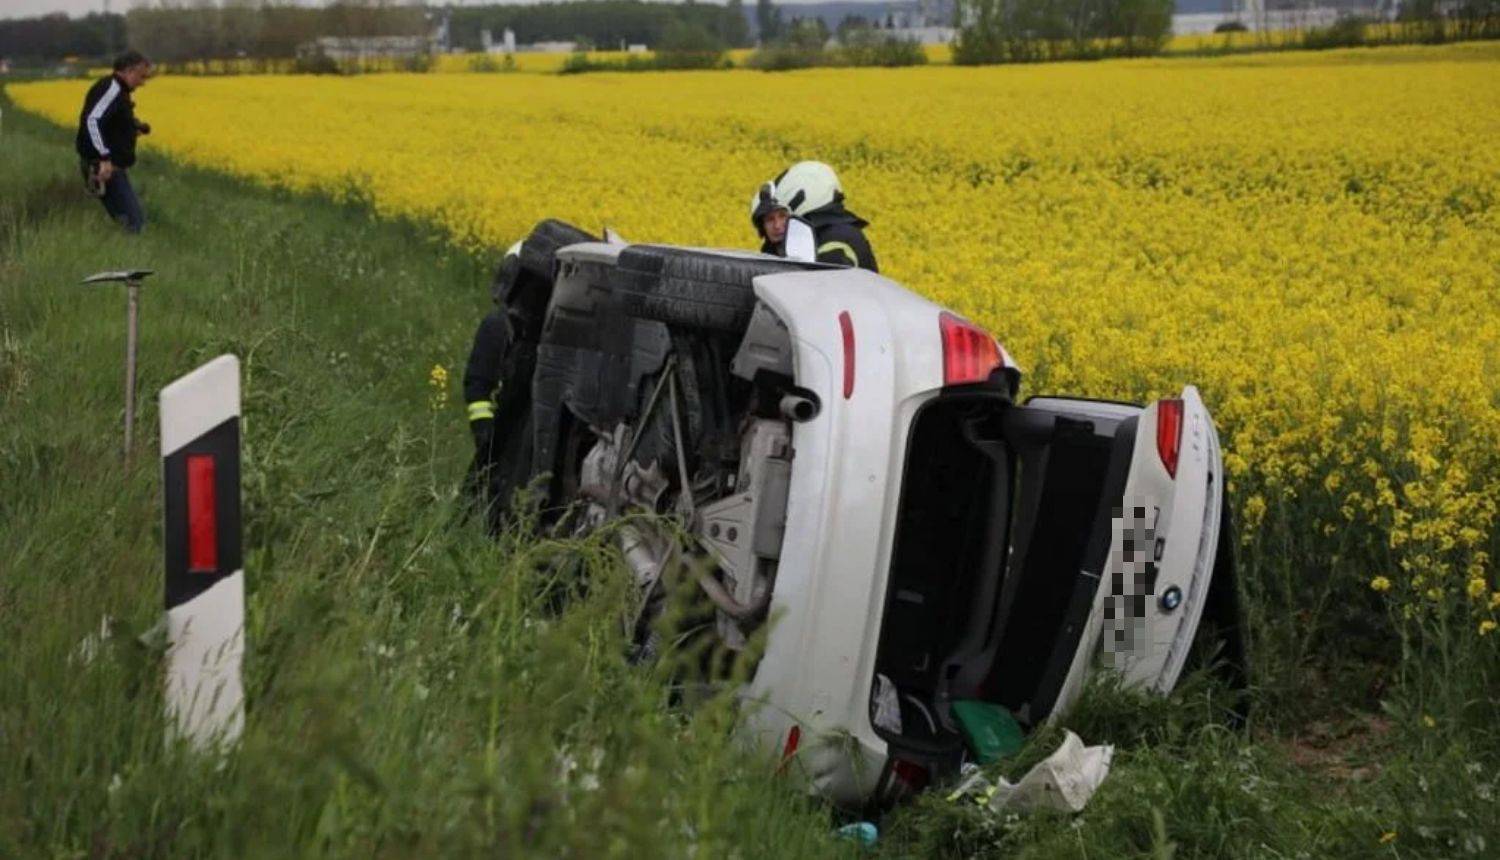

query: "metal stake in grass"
(81, 269), (154, 460)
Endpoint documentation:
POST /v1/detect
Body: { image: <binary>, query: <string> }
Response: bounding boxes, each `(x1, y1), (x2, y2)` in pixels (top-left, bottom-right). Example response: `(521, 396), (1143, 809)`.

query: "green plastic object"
(952, 700), (1025, 764)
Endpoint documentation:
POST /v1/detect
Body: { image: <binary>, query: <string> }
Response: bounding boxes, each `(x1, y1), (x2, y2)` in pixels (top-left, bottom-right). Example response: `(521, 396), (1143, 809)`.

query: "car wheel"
(611, 245), (818, 334)
(629, 278), (757, 334)
(519, 219), (597, 279)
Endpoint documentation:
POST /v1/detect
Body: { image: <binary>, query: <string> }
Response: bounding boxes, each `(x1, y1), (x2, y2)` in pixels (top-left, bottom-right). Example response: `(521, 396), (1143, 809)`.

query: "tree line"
(0, 1), (757, 67)
(0, 13), (125, 65)
(0, 2), (434, 67)
(953, 0), (1177, 62)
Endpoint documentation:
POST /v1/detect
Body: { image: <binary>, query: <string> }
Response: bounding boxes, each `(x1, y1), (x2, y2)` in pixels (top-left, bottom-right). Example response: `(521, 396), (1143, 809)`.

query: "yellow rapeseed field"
(9, 43), (1499, 637)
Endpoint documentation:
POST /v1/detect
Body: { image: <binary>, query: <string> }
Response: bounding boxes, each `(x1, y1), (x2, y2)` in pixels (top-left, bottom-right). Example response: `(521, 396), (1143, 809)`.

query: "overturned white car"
(482, 221), (1246, 809)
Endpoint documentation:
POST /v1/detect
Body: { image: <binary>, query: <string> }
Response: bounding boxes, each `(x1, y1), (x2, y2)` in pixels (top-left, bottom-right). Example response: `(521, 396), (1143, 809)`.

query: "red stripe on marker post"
(186, 454), (218, 573)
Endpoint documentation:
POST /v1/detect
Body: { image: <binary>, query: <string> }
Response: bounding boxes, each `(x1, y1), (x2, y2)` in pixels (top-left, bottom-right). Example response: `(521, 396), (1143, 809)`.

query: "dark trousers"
(92, 166), (146, 234)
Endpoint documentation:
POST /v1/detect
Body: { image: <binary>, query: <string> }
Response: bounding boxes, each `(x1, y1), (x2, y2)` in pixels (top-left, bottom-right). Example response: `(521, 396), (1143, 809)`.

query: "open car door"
(1025, 387), (1235, 721)
(871, 385), (1240, 780)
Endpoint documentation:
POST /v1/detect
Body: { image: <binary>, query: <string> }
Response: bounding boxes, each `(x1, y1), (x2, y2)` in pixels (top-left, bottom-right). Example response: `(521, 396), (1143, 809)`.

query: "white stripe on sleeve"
(86, 79), (121, 157)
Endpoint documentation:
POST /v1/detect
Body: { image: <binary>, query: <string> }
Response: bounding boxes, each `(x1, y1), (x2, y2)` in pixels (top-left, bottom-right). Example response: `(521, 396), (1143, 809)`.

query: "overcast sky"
(0, 0), (838, 21)
(3, 0), (115, 18)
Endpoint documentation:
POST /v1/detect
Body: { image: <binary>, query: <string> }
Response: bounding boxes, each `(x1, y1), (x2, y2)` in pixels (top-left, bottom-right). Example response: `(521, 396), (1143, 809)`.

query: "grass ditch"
(1, 92), (1495, 857)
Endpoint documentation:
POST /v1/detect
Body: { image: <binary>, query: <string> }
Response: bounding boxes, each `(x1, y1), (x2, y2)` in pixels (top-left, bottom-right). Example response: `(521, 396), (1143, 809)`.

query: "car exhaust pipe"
(696, 567), (772, 622)
(779, 393), (818, 422)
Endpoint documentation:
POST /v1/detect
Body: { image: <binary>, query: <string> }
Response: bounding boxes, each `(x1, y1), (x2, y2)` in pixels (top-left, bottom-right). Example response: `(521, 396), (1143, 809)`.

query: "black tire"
(518, 219), (597, 280)
(612, 245), (819, 334)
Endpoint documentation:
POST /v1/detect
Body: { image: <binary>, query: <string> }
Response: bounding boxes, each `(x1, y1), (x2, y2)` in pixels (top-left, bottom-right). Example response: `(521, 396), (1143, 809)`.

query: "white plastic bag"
(947, 730), (1114, 814)
(989, 730), (1113, 812)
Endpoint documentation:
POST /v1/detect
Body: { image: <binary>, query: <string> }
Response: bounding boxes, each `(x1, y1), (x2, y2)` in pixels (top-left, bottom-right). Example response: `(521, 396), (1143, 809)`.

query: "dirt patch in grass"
(1279, 713), (1395, 789)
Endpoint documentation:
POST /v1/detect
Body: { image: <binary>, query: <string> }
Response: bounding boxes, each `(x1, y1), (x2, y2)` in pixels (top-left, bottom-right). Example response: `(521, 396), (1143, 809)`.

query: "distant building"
(1177, 0), (1403, 33)
(884, 25), (957, 44)
(431, 9), (451, 52)
(480, 28), (518, 54)
(298, 35), (440, 62)
(523, 41), (580, 53)
(477, 32), (579, 54)
(874, 6), (955, 44)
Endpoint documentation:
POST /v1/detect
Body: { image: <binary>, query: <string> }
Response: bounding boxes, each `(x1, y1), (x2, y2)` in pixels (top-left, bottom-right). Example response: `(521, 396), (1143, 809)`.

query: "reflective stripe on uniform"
(817, 241), (859, 266)
(467, 400), (495, 421)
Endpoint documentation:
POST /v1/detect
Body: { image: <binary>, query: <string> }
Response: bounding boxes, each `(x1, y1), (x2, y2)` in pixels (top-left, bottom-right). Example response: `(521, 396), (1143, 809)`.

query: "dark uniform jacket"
(462, 255), (544, 531)
(76, 74), (141, 167)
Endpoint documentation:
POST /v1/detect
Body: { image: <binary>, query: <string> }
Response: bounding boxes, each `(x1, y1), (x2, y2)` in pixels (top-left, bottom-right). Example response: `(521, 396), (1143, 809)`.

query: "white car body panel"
(739, 268), (951, 802)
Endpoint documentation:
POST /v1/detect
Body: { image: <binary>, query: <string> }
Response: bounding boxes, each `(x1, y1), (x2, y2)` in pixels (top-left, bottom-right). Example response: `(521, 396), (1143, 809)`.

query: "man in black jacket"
(76, 51), (153, 233)
(751, 161), (878, 272)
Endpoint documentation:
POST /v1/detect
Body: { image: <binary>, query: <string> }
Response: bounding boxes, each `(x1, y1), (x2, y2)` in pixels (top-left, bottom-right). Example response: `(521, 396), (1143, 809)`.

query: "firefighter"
(463, 220), (598, 531)
(751, 161), (877, 272)
(462, 241), (527, 529)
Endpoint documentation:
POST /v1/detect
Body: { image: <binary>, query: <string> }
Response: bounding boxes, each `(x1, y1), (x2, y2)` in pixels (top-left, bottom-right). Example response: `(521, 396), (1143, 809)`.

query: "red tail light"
(891, 758), (930, 791)
(777, 724), (802, 774)
(1156, 399), (1184, 479)
(186, 453), (218, 572)
(839, 311), (855, 399)
(940, 312), (1002, 387)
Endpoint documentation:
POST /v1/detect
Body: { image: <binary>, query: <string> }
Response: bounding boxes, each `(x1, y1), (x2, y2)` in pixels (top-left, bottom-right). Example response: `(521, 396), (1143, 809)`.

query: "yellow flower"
(1422, 715), (1436, 728)
(1242, 495), (1267, 528)
(1468, 578), (1487, 600)
(1369, 576), (1392, 593)
(427, 364), (450, 411)
(1379, 830), (1397, 845)
(1481, 620), (1497, 637)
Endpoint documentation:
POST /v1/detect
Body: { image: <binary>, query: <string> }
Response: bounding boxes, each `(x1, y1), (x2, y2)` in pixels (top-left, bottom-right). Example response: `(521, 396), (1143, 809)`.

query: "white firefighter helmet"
(749, 161), (845, 236)
(773, 161), (843, 217)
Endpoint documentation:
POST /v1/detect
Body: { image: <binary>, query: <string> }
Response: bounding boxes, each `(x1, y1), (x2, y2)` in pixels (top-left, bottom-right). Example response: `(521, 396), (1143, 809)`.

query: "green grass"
(2, 93), (1495, 858)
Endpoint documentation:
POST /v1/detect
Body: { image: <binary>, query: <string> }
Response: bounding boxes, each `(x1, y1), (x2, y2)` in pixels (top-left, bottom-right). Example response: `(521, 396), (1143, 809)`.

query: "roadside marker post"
(81, 269), (154, 461)
(159, 354), (245, 750)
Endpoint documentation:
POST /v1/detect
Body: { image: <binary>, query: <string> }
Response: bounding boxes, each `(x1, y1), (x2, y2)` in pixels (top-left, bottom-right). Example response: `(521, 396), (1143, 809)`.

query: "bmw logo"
(1160, 586), (1183, 612)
